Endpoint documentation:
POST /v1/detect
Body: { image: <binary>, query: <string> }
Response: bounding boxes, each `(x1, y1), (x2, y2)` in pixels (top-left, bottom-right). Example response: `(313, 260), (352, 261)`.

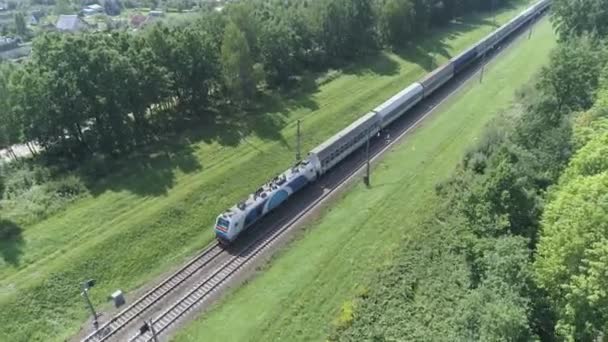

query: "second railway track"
(80, 11), (546, 342)
(82, 243), (224, 342)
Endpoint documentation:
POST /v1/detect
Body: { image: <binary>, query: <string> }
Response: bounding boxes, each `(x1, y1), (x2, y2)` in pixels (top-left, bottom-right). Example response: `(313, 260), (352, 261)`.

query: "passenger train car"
(214, 0), (551, 245)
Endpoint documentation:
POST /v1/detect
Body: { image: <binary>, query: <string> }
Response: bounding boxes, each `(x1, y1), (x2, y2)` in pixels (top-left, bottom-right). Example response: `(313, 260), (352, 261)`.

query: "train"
(214, 0), (551, 245)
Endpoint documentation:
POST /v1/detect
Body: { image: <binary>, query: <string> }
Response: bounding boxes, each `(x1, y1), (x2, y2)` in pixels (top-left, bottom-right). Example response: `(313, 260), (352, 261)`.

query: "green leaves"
(535, 173), (608, 341)
(562, 132), (608, 182)
(534, 101), (608, 340)
(221, 20), (257, 105)
(551, 0), (608, 39)
(13, 12), (26, 37)
(538, 36), (606, 114)
(2, 0), (542, 161)
(379, 0), (415, 47)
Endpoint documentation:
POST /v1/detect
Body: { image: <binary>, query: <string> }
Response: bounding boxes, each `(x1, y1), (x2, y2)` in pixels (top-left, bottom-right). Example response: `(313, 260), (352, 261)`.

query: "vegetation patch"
(0, 2), (539, 341)
(534, 70), (608, 341)
(336, 11), (608, 342)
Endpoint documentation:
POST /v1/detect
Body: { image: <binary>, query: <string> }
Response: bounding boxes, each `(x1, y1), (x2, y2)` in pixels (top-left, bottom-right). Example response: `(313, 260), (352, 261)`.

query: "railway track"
(82, 243), (224, 342)
(128, 137), (407, 341)
(81, 12), (545, 342)
(127, 74), (469, 341)
(129, 201), (315, 341)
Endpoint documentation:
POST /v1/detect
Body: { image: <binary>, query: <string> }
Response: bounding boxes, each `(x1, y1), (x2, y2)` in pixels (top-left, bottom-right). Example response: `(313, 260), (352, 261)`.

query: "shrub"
(0, 161), (89, 225)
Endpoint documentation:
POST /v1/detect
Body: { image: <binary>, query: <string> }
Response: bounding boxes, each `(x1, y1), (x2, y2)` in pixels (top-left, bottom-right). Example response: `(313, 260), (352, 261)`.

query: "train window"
(217, 217), (230, 227)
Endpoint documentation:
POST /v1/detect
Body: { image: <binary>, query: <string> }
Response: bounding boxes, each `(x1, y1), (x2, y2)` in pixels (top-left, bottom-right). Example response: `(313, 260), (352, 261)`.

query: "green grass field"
(0, 3), (540, 341)
(173, 16), (556, 342)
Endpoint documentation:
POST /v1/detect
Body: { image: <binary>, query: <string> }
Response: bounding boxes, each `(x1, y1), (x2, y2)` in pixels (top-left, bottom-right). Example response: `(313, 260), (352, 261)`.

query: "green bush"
(48, 175), (86, 198)
(0, 161), (88, 225)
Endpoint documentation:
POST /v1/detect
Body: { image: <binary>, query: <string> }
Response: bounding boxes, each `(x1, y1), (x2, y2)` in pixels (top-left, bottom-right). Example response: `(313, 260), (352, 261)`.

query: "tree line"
(534, 5), (608, 338)
(333, 36), (606, 340)
(0, 0), (518, 163)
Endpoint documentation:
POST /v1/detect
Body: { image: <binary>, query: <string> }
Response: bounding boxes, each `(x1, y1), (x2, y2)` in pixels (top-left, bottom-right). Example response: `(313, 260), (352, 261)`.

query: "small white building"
(88, 4), (103, 11)
(83, 4), (103, 15)
(148, 10), (164, 17)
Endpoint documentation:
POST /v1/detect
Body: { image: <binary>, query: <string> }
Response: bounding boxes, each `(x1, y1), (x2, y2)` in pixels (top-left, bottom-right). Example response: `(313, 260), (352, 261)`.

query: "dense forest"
(332, 0), (608, 340)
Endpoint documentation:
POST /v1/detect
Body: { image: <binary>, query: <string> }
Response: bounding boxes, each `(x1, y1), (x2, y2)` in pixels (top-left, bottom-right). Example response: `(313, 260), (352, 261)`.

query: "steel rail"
(82, 243), (224, 342)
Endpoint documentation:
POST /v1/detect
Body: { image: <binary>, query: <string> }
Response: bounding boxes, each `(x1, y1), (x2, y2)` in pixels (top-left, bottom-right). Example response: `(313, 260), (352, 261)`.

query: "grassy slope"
(173, 17), (556, 342)
(0, 3), (535, 341)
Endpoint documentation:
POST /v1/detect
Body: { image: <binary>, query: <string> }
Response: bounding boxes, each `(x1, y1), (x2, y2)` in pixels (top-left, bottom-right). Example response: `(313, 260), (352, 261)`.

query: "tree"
(119, 34), (171, 142)
(312, 0), (377, 63)
(221, 21), (257, 104)
(535, 173), (608, 341)
(0, 63), (14, 151)
(572, 108), (608, 149)
(103, 0), (122, 16)
(54, 0), (73, 15)
(259, 20), (299, 86)
(146, 24), (220, 112)
(561, 132), (608, 182)
(538, 36), (606, 114)
(380, 0), (415, 47)
(14, 12), (27, 37)
(197, 10), (227, 52)
(226, 2), (260, 58)
(348, 0), (377, 52)
(7, 64), (52, 150)
(142, 0), (157, 10)
(551, 0), (608, 39)
(458, 237), (534, 341)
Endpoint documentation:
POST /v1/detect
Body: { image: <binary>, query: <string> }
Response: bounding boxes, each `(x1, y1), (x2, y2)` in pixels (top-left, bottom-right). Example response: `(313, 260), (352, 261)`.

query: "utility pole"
(296, 119), (301, 162)
(149, 320), (159, 342)
(81, 279), (98, 330)
(363, 130), (370, 187)
(528, 19), (534, 39)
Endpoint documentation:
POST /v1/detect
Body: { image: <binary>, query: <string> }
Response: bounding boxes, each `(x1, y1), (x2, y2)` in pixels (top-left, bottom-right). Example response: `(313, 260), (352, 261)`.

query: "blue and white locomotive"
(215, 0), (551, 244)
(215, 160), (318, 243)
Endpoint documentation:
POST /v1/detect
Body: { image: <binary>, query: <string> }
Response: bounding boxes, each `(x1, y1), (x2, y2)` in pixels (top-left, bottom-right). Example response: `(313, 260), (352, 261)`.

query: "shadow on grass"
(84, 142), (203, 197)
(82, 98), (296, 197)
(344, 52), (401, 76)
(0, 219), (24, 267)
(392, 12), (502, 72)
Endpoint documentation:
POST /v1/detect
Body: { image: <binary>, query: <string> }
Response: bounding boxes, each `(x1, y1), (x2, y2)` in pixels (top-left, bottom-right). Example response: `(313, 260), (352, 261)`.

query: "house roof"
(55, 15), (87, 31)
(130, 14), (147, 28)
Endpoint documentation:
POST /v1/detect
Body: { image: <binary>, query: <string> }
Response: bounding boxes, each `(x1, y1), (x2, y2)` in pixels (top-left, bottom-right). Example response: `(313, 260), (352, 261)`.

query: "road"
(0, 142), (39, 163)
